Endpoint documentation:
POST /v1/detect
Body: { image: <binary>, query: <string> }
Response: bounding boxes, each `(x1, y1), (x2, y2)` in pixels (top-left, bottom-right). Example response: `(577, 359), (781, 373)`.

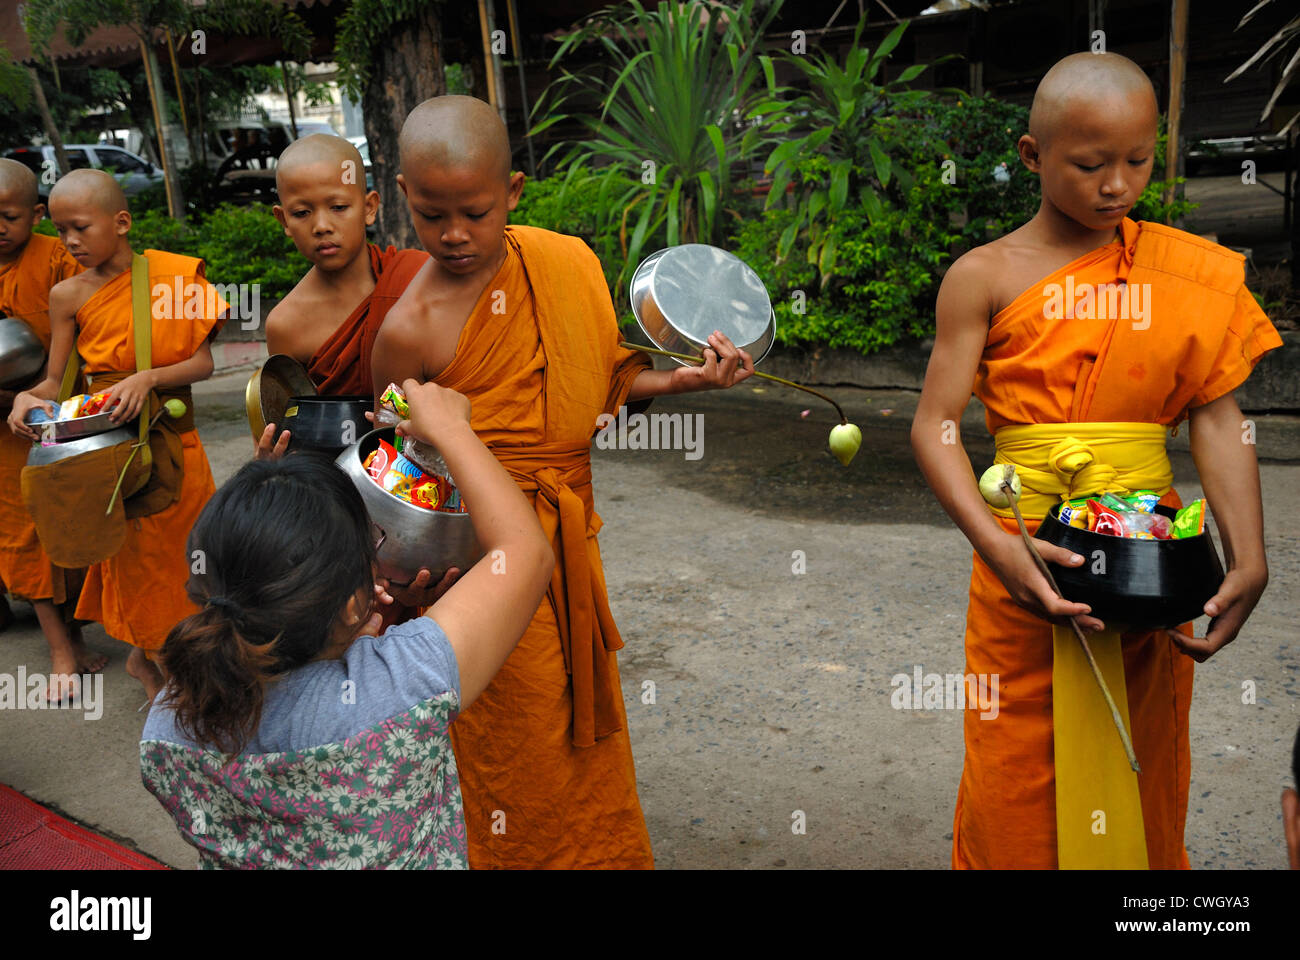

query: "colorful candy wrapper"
(1171, 499), (1206, 539)
(1121, 510), (1172, 540)
(1125, 490), (1160, 513)
(379, 383), (410, 419)
(1086, 499), (1128, 537)
(363, 438), (467, 513)
(57, 391), (117, 420)
(1057, 497), (1091, 529)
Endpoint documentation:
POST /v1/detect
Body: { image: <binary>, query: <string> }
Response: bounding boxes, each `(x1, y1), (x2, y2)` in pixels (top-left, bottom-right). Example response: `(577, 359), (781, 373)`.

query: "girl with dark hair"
(140, 380), (554, 869)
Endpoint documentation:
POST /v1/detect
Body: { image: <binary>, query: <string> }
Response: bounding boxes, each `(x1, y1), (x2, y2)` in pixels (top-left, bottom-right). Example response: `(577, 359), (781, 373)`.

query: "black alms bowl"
(281, 395), (373, 456)
(1034, 502), (1224, 630)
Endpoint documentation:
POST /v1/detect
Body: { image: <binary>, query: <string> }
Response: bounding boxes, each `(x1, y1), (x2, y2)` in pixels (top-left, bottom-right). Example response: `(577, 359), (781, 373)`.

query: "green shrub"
(193, 204), (307, 300)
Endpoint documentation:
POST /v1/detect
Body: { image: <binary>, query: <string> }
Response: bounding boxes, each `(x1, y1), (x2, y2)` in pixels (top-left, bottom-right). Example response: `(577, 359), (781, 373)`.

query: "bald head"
(276, 134), (367, 194)
(0, 158), (40, 208)
(1028, 53), (1157, 148)
(48, 168), (128, 217)
(399, 96), (512, 181)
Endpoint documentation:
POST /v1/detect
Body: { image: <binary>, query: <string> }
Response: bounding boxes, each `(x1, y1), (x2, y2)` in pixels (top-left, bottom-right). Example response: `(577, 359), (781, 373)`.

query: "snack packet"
(1125, 490), (1160, 513)
(1086, 499), (1128, 537)
(363, 438), (467, 513)
(1121, 510), (1172, 540)
(1171, 499), (1206, 539)
(1057, 497), (1090, 529)
(57, 391), (117, 420)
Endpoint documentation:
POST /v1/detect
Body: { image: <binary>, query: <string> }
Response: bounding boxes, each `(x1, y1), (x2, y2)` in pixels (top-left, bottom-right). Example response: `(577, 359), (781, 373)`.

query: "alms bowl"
(1035, 502), (1224, 630)
(629, 244), (775, 365)
(283, 395), (372, 457)
(0, 316), (47, 388)
(335, 426), (482, 586)
(26, 426), (134, 467)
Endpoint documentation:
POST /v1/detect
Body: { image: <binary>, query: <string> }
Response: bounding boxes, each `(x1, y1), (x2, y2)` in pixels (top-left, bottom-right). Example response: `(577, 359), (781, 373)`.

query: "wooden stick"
(1001, 479), (1142, 773)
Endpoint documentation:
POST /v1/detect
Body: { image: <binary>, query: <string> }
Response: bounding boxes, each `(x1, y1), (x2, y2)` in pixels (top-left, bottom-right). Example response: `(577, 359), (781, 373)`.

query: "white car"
(4, 144), (164, 202)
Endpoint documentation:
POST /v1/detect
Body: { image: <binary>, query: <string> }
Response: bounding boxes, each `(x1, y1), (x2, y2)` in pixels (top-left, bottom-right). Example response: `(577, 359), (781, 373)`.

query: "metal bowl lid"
(245, 354), (316, 439)
(631, 244), (773, 352)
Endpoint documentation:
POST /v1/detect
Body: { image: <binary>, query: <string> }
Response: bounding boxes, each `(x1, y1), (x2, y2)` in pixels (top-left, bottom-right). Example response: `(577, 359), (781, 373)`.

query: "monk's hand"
(254, 423), (291, 461)
(988, 535), (1106, 633)
(1167, 565), (1267, 663)
(7, 391), (55, 440)
(104, 370), (156, 424)
(669, 331), (755, 393)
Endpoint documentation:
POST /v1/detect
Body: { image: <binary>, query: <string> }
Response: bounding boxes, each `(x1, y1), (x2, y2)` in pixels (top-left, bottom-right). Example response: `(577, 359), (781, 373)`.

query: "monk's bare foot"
(125, 647), (162, 702)
(44, 649), (81, 705)
(71, 641), (108, 674)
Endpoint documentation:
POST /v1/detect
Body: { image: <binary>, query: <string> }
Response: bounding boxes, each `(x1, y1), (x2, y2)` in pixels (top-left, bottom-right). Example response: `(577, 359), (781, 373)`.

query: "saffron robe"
(425, 224), (655, 868)
(956, 218), (1282, 868)
(0, 233), (81, 601)
(307, 244), (429, 396)
(73, 250), (227, 651)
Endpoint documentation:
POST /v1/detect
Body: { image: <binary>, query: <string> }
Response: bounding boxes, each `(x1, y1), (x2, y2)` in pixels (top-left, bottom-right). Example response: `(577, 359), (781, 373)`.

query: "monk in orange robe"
(0, 158), (105, 699)
(257, 135), (427, 455)
(8, 170), (225, 700)
(373, 96), (755, 868)
(912, 53), (1280, 869)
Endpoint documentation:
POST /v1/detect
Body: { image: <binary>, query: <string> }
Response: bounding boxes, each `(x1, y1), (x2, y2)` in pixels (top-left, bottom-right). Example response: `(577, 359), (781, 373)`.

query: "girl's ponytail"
(160, 598), (278, 758)
(156, 456), (376, 760)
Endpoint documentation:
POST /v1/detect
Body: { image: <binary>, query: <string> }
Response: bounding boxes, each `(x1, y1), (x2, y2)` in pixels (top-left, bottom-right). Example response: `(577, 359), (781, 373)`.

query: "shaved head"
(399, 95), (512, 181)
(0, 158), (40, 208)
(276, 134), (367, 194)
(48, 168), (128, 216)
(1028, 53), (1157, 148)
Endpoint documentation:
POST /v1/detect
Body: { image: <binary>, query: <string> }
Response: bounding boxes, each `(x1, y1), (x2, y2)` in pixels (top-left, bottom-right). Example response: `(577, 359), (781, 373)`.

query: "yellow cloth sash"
(992, 421), (1173, 869)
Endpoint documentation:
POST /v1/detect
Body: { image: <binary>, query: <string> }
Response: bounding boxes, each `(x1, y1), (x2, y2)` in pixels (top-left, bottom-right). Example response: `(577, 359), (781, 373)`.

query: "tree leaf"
(869, 139), (892, 187)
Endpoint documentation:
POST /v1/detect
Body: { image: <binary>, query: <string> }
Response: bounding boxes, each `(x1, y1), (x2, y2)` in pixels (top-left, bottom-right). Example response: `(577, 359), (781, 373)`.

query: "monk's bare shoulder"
(373, 262), (437, 381)
(265, 272), (325, 359)
(48, 271), (101, 320)
(937, 243), (1001, 325)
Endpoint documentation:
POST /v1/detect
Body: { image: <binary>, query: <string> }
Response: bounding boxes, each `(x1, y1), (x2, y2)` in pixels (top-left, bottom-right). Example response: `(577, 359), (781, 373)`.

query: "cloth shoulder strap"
(58, 254), (152, 452)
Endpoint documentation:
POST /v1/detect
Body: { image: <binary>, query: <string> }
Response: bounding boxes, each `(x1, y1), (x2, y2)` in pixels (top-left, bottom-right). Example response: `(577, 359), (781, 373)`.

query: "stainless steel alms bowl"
(335, 426), (483, 587)
(0, 316), (47, 388)
(629, 244), (775, 365)
(26, 426), (135, 467)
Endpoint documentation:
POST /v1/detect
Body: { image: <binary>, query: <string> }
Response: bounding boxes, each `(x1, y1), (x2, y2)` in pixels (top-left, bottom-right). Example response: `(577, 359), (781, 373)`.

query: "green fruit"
(978, 463), (1020, 507)
(163, 398), (187, 419)
(828, 422), (862, 466)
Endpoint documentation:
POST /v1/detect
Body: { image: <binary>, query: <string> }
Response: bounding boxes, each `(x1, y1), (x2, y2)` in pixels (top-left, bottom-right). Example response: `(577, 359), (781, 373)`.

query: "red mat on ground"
(0, 784), (167, 870)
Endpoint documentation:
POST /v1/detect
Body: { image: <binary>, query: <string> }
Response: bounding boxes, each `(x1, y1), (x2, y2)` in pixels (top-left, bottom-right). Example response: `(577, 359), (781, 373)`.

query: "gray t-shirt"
(140, 616), (467, 869)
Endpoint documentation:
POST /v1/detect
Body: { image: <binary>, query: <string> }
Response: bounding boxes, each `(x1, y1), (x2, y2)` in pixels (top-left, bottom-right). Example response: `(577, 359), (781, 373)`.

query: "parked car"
(346, 135), (375, 191)
(3, 144), (164, 202)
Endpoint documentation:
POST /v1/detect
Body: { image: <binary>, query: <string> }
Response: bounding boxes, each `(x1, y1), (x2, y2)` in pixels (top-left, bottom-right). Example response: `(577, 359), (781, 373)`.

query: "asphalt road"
(1, 367), (1297, 869)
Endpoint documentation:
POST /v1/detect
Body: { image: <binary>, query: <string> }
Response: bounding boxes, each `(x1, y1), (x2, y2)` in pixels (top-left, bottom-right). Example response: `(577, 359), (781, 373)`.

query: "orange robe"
(956, 218), (1282, 868)
(307, 244), (429, 396)
(427, 225), (655, 868)
(73, 250), (227, 651)
(0, 233), (81, 601)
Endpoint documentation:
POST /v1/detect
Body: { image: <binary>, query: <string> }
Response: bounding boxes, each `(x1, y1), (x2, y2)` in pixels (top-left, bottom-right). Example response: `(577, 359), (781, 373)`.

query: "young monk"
(256, 135), (428, 456)
(912, 52), (1280, 869)
(373, 95), (755, 868)
(0, 158), (104, 700)
(7, 169), (226, 701)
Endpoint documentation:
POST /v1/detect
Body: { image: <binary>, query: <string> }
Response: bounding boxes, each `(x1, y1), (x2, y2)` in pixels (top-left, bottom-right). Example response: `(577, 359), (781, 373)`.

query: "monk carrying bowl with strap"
(19, 254), (193, 568)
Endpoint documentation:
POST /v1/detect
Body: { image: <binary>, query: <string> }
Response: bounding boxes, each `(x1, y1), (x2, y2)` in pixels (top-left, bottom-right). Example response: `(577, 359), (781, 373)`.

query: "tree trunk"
(363, 3), (446, 249)
(28, 67), (70, 179)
